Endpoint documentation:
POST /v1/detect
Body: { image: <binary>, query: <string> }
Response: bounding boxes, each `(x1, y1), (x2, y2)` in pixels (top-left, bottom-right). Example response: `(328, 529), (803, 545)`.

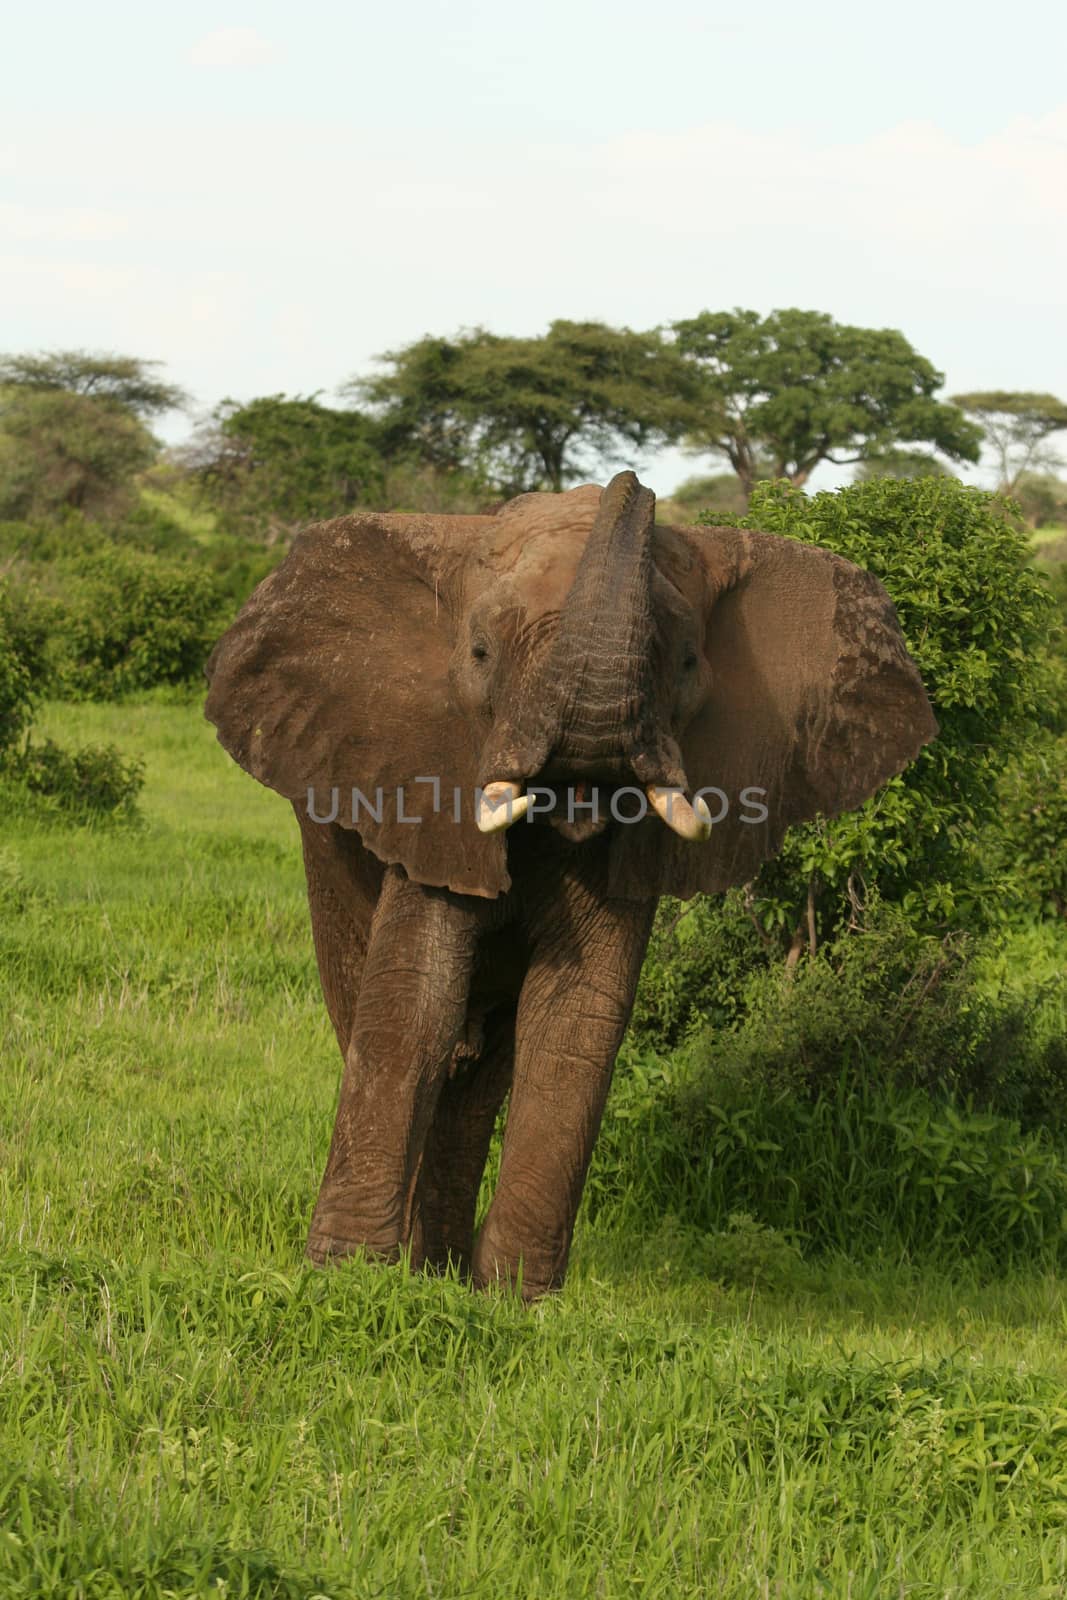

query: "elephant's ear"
(616, 523), (938, 899)
(205, 511), (509, 898)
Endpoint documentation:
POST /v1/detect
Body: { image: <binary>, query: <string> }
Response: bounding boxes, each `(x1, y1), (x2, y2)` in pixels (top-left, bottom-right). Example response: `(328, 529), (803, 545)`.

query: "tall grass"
(3, 699), (1067, 1596)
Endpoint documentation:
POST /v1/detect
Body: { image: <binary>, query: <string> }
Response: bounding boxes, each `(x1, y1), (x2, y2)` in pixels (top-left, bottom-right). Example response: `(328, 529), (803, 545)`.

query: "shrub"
(702, 478), (1056, 941)
(54, 548), (228, 697)
(108, 499), (200, 558)
(704, 908), (1067, 1123)
(630, 890), (773, 1051)
(627, 901), (1067, 1121)
(1012, 472), (1067, 529)
(594, 1044), (1067, 1268)
(0, 581), (34, 756)
(188, 394), (385, 540)
(997, 736), (1067, 920)
(13, 737), (144, 821)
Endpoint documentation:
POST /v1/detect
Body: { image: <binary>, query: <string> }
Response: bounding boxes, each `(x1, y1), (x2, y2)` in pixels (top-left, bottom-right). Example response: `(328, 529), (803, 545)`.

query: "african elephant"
(204, 471), (936, 1298)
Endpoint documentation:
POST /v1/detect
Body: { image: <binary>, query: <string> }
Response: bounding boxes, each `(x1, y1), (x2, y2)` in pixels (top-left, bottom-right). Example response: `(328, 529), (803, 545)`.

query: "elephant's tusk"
(646, 786), (713, 842)
(476, 781), (530, 833)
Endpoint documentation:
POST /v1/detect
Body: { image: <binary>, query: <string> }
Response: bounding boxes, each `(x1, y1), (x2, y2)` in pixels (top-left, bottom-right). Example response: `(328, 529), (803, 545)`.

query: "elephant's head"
(205, 471), (937, 899)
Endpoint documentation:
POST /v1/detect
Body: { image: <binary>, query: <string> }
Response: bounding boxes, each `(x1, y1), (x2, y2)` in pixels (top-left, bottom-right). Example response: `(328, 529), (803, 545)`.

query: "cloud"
(4, 104), (1065, 485)
(186, 27), (279, 68)
(0, 204), (130, 243)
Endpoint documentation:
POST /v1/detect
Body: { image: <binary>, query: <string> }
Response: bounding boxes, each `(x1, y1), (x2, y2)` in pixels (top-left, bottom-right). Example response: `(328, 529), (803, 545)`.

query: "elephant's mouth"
(532, 779), (619, 844)
(476, 771), (713, 845)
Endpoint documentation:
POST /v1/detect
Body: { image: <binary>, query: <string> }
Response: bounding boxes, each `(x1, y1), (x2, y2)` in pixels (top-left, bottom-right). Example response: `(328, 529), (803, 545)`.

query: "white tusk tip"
(475, 784), (530, 833)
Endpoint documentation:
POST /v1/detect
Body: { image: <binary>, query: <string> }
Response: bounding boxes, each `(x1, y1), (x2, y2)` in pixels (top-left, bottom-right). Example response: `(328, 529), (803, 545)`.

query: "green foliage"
(0, 387), (158, 521)
(0, 580), (35, 756)
(354, 320), (695, 493)
(3, 697), (1067, 1595)
(853, 448), (955, 481)
(637, 1210), (811, 1291)
(9, 737), (144, 821)
(663, 471), (753, 518)
(1008, 471), (1067, 529)
(376, 458), (498, 515)
(630, 891), (772, 1050)
(630, 898), (1067, 1125)
(0, 579), (146, 819)
(602, 1046), (1067, 1267)
(0, 349), (188, 418)
(672, 308), (981, 493)
(719, 910), (1066, 1122)
(703, 476), (1056, 938)
(997, 736), (1067, 919)
(52, 548), (228, 697)
(190, 394), (385, 539)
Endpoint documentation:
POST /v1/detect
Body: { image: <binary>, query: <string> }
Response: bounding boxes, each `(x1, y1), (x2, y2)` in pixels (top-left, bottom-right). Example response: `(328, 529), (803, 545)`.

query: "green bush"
(997, 736), (1067, 920)
(1013, 472), (1067, 529)
(714, 912), (1065, 1121)
(648, 1210), (811, 1289)
(630, 891), (773, 1050)
(630, 900), (1067, 1123)
(108, 499), (201, 558)
(13, 737), (144, 820)
(595, 1046), (1067, 1268)
(0, 581), (34, 756)
(703, 478), (1056, 941)
(54, 547), (228, 697)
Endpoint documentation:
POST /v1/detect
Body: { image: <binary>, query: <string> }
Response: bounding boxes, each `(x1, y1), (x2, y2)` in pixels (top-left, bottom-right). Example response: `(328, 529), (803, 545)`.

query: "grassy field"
(3, 701), (1067, 1597)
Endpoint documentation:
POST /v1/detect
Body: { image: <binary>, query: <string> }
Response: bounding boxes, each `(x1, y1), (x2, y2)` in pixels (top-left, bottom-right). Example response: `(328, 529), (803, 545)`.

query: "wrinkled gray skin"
(205, 472), (937, 1298)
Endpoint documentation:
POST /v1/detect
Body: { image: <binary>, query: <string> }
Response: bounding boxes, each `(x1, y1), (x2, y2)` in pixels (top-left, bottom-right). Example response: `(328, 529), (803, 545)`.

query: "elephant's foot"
(305, 1230), (403, 1267)
(305, 1197), (405, 1268)
(470, 1217), (566, 1302)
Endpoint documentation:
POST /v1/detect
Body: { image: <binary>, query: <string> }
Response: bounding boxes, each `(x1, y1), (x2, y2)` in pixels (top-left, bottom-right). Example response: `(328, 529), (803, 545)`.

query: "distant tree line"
(1, 321), (1066, 538)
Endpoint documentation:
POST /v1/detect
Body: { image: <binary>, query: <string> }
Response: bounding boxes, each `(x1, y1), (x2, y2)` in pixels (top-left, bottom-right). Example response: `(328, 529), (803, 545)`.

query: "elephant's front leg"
(409, 1002), (516, 1276)
(471, 888), (654, 1299)
(306, 866), (478, 1265)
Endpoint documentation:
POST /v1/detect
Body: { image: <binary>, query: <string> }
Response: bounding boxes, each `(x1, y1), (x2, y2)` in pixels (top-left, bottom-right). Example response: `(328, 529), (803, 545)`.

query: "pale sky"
(3, 0), (1066, 494)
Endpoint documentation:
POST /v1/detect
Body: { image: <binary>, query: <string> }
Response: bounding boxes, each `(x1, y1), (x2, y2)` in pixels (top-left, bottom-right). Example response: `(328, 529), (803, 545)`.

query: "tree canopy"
(0, 387), (157, 521)
(853, 448), (955, 482)
(186, 394), (385, 539)
(351, 320), (696, 494)
(670, 309), (982, 495)
(701, 475), (1056, 943)
(950, 390), (1067, 493)
(0, 350), (188, 419)
(0, 350), (187, 523)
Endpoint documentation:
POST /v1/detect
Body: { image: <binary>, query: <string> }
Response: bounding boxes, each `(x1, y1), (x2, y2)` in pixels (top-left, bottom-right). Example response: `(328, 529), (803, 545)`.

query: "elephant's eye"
(471, 640), (490, 664)
(682, 651), (698, 672)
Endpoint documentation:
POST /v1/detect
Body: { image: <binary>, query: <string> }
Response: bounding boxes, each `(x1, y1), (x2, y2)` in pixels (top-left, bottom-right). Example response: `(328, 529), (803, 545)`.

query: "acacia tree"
(350, 321), (695, 494)
(853, 448), (954, 481)
(0, 350), (187, 521)
(0, 389), (157, 520)
(186, 394), (385, 538)
(0, 350), (188, 418)
(949, 390), (1067, 493)
(670, 309), (981, 496)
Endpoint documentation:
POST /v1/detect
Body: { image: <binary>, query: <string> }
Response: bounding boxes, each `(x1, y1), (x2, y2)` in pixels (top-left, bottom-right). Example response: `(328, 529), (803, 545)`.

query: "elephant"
(204, 470), (936, 1299)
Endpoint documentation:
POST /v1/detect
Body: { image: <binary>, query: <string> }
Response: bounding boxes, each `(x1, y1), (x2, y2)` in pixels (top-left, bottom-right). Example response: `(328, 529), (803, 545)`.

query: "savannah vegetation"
(1, 333), (1067, 1595)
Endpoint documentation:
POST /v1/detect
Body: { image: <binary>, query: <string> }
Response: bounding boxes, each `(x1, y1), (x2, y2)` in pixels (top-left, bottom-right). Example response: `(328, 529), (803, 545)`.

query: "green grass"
(3, 701), (1067, 1597)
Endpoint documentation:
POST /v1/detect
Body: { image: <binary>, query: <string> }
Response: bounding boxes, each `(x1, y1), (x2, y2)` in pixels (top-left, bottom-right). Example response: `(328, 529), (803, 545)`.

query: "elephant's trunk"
(546, 470), (658, 768)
